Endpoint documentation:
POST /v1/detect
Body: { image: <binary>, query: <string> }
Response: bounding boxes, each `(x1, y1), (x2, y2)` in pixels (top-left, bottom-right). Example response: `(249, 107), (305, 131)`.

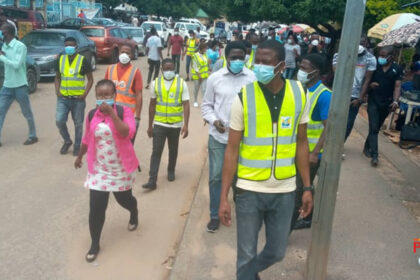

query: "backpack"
(88, 105), (124, 122)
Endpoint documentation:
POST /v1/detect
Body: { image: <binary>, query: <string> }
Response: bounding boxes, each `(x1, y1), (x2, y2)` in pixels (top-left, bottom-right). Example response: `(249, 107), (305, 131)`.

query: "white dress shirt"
(201, 67), (256, 144)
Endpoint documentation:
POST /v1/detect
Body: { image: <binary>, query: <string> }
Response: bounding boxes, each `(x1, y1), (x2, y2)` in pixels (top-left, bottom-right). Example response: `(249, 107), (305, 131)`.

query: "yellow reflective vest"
(154, 76), (184, 124)
(191, 53), (209, 80)
(238, 80), (306, 181)
(246, 50), (255, 69)
(59, 54), (85, 96)
(307, 82), (331, 153)
(186, 38), (198, 56)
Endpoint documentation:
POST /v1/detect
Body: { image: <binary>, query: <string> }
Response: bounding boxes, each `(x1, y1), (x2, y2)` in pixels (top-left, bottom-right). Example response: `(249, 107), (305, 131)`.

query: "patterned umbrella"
(379, 21), (420, 47)
(278, 25), (304, 34)
(368, 13), (420, 40)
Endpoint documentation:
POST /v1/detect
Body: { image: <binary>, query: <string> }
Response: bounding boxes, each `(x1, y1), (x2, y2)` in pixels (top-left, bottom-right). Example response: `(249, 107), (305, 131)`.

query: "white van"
(140, 21), (170, 46)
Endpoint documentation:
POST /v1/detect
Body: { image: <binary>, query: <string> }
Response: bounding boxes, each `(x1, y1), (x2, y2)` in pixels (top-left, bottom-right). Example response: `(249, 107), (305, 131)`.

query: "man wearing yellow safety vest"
(291, 53), (332, 231)
(143, 59), (190, 190)
(182, 30), (199, 81)
(245, 33), (259, 69)
(105, 44), (143, 139)
(191, 43), (209, 107)
(219, 40), (313, 280)
(55, 37), (93, 156)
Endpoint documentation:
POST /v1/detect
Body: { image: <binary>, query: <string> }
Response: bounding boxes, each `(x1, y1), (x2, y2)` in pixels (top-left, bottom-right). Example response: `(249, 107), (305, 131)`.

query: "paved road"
(0, 55), (208, 280)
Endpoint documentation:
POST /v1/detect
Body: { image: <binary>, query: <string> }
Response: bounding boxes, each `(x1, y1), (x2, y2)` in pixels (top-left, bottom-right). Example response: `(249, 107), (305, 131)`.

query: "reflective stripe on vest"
(246, 50), (255, 69)
(222, 56), (227, 68)
(154, 76), (184, 124)
(307, 83), (330, 152)
(59, 54), (85, 96)
(186, 39), (197, 56)
(109, 64), (137, 113)
(192, 53), (209, 80)
(238, 80), (306, 181)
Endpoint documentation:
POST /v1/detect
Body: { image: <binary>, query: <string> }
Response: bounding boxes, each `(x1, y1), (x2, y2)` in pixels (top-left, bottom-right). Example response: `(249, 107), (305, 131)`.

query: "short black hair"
(162, 58), (174, 67)
(120, 43), (133, 52)
(96, 79), (116, 93)
(302, 54), (326, 74)
(209, 40), (219, 48)
(225, 41), (246, 57)
(150, 27), (157, 35)
(257, 39), (285, 61)
(380, 45), (394, 56)
(242, 40), (251, 49)
(188, 30), (194, 35)
(64, 36), (77, 44)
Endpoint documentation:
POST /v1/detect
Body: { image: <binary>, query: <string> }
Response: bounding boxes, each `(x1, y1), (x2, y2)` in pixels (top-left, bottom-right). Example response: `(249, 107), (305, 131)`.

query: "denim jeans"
(283, 67), (295, 79)
(364, 98), (391, 159)
(172, 54), (181, 74)
(56, 97), (86, 148)
(0, 85), (36, 141)
(148, 124), (181, 180)
(208, 135), (237, 219)
(345, 98), (361, 141)
(235, 190), (295, 280)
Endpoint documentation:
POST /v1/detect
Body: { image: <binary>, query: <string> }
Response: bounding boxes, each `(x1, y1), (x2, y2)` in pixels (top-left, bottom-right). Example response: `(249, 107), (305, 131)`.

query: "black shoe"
(142, 180), (157, 190)
(185, 77), (190, 81)
(363, 147), (372, 158)
(24, 137), (38, 145)
(293, 219), (312, 230)
(73, 146), (80, 156)
(60, 141), (73, 155)
(168, 171), (175, 182)
(85, 245), (100, 263)
(371, 157), (378, 167)
(206, 218), (220, 233)
(128, 209), (138, 231)
(145, 84), (150, 89)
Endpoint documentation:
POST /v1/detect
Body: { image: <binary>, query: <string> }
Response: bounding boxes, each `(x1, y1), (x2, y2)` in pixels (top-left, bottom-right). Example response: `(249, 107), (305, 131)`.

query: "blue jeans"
(208, 135), (227, 219)
(56, 97), (86, 148)
(235, 190), (295, 280)
(0, 85), (36, 142)
(283, 67), (295, 79)
(345, 98), (361, 141)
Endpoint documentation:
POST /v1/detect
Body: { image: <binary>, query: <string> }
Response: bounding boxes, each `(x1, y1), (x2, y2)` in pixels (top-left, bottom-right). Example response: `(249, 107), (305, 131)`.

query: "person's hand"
(214, 120), (226, 133)
(219, 199), (232, 227)
(370, 82), (379, 89)
(147, 126), (153, 138)
(99, 102), (114, 116)
(309, 152), (319, 166)
(181, 55), (185, 61)
(351, 98), (362, 107)
(56, 91), (63, 98)
(300, 191), (314, 218)
(181, 126), (188, 138)
(78, 94), (87, 100)
(74, 156), (82, 169)
(390, 101), (399, 112)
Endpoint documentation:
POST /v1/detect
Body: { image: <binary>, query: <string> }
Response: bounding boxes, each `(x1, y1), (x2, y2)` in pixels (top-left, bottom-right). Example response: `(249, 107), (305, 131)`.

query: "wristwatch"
(303, 185), (314, 192)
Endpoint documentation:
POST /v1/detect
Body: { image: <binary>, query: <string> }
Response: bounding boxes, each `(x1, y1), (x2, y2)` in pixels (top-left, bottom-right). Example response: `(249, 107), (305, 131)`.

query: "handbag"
(399, 121), (420, 149)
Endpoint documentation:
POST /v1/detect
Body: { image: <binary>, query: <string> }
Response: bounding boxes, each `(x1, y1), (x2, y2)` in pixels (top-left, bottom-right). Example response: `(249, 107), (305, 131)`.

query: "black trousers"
(149, 125), (181, 180)
(89, 189), (137, 248)
(345, 98), (361, 141)
(290, 161), (320, 231)
(364, 98), (391, 158)
(172, 54), (181, 74)
(147, 59), (161, 85)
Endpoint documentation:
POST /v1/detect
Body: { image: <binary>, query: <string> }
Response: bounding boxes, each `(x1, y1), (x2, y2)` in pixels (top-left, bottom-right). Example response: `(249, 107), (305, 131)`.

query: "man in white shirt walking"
(201, 41), (256, 232)
(145, 27), (163, 89)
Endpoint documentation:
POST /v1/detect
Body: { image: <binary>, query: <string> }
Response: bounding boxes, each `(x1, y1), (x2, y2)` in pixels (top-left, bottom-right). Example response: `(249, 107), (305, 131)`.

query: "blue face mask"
(252, 45), (257, 51)
(378, 57), (388, 66)
(253, 62), (282, 84)
(229, 60), (245, 74)
(96, 99), (114, 106)
(0, 31), (3, 40)
(65, 46), (76, 56)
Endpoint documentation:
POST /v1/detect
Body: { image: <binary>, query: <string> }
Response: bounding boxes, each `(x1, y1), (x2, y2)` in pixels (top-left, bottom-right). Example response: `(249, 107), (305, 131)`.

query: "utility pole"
(305, 0), (366, 279)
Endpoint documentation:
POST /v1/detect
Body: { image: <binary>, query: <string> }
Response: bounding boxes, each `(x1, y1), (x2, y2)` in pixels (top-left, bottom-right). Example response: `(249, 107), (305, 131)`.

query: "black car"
(21, 29), (96, 78)
(0, 55), (40, 93)
(49, 18), (96, 30)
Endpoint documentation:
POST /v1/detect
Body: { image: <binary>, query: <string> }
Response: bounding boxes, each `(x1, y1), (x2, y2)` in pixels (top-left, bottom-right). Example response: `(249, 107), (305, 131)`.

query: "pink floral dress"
(84, 122), (135, 192)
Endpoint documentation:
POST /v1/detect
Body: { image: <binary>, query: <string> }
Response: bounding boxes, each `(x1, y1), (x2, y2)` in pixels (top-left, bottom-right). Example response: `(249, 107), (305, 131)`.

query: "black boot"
(142, 178), (157, 190)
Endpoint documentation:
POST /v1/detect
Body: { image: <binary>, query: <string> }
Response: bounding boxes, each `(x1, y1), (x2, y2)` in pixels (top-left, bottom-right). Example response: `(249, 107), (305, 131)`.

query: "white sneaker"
(193, 102), (199, 107)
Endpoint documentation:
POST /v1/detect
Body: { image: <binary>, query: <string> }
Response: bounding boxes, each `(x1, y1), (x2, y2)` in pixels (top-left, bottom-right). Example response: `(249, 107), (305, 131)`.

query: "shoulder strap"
(88, 108), (97, 122)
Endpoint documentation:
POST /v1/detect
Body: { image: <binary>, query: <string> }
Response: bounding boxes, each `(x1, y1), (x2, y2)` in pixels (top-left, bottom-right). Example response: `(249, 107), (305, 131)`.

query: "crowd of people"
(0, 17), (420, 280)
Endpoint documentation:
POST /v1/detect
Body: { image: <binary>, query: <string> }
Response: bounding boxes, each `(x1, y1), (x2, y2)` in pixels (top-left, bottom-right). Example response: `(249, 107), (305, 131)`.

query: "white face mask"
(297, 69), (316, 84)
(163, 70), (175, 80)
(174, 32), (179, 36)
(287, 39), (293, 44)
(119, 53), (131, 64)
(311, 39), (319, 46)
(268, 36), (273, 40)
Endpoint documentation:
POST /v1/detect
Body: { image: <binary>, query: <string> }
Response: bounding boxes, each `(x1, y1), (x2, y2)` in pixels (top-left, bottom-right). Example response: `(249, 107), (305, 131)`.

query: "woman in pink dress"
(75, 79), (139, 262)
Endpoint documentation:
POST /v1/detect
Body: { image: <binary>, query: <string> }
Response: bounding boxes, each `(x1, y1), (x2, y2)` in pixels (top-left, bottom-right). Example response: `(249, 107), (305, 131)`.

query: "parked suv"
(81, 26), (139, 62)
(174, 22), (209, 41)
(0, 6), (46, 30)
(140, 21), (170, 46)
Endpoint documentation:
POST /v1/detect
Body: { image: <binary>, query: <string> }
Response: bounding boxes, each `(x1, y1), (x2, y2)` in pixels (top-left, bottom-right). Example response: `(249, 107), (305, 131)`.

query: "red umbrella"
(278, 25), (304, 34)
